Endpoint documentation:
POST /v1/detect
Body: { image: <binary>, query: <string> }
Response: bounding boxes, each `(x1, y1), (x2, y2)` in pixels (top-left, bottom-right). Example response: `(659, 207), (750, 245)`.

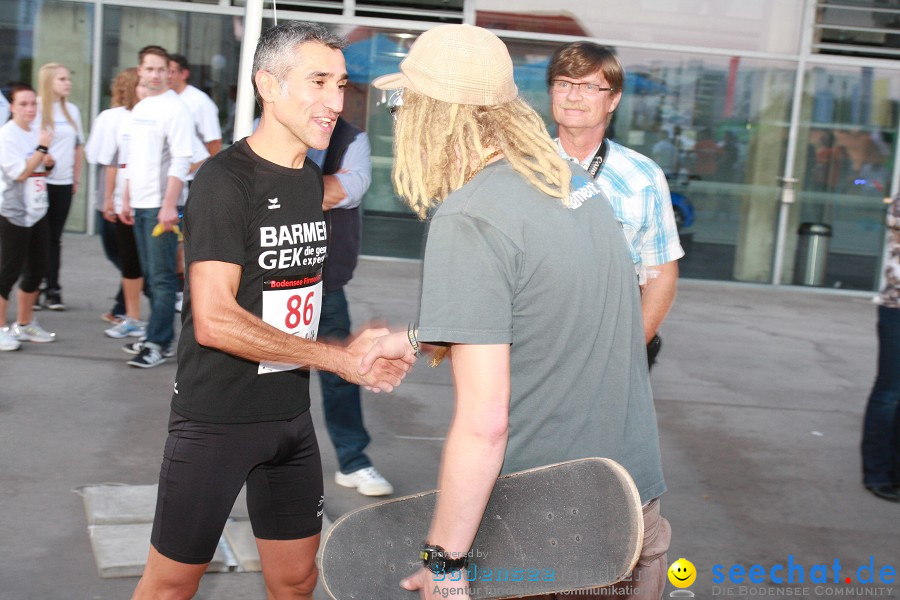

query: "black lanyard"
(587, 139), (609, 178)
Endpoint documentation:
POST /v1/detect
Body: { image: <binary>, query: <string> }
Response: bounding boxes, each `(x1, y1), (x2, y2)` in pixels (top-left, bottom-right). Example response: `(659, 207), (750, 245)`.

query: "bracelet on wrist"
(407, 323), (420, 357)
(36, 145), (48, 154)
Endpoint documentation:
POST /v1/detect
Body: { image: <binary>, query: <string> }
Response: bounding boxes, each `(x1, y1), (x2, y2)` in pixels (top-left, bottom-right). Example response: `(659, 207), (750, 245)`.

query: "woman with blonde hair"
(36, 62), (84, 311)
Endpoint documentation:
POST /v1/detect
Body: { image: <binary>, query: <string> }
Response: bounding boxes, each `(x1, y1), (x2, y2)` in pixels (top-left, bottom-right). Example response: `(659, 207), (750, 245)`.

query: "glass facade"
(3, 0), (899, 291)
(98, 6), (240, 140)
(787, 63), (900, 290)
(1, 0), (95, 231)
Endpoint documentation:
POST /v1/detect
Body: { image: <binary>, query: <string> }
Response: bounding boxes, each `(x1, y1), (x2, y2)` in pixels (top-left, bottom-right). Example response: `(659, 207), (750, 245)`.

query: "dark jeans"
(45, 183), (73, 293)
(862, 305), (900, 487)
(318, 288), (371, 474)
(132, 208), (179, 348)
(97, 210), (125, 316)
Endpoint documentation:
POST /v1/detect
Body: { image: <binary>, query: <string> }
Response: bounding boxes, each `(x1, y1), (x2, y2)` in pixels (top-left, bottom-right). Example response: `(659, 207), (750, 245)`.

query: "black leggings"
(45, 183), (73, 293)
(0, 215), (50, 300)
(114, 219), (143, 280)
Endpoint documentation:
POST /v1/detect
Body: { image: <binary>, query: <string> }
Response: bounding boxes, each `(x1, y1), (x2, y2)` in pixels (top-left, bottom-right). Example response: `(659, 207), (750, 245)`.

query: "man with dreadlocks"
(362, 24), (669, 600)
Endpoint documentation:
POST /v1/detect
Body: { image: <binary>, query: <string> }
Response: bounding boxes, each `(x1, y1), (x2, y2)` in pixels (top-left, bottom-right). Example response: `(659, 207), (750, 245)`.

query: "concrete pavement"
(0, 233), (897, 600)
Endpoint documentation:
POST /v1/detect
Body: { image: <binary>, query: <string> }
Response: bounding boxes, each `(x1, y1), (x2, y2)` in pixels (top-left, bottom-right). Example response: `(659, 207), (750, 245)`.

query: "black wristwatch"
(36, 145), (48, 154)
(421, 543), (469, 574)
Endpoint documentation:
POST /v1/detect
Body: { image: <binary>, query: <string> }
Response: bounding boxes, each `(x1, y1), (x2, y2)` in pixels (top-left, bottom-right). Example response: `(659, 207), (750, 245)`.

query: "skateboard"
(319, 457), (644, 599)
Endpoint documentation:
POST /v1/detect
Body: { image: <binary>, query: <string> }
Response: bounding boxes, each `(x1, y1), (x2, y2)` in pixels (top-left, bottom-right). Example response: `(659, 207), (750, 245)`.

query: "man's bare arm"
(190, 260), (411, 391)
(400, 344), (510, 595)
(205, 139), (222, 157)
(157, 176), (184, 229)
(640, 260), (678, 343)
(428, 344), (509, 549)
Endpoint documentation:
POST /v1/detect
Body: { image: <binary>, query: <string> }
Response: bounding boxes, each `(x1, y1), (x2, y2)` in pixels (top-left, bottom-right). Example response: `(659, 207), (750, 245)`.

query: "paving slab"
(88, 523), (230, 578)
(82, 484), (157, 525)
(223, 521), (260, 572)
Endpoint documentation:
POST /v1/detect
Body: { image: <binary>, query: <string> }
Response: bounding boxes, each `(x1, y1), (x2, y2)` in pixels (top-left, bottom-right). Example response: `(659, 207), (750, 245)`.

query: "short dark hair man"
(548, 42), (684, 369)
(119, 44), (193, 368)
(131, 23), (413, 599)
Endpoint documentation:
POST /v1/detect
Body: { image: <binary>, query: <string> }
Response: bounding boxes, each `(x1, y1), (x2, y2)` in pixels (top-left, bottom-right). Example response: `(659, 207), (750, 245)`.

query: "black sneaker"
(123, 340), (175, 358)
(127, 344), (166, 368)
(122, 340), (144, 355)
(44, 291), (65, 311)
(865, 485), (900, 503)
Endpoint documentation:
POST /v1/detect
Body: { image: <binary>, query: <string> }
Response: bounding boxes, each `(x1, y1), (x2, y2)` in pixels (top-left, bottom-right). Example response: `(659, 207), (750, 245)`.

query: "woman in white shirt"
(37, 62), (84, 311)
(0, 83), (57, 350)
(93, 69), (148, 340)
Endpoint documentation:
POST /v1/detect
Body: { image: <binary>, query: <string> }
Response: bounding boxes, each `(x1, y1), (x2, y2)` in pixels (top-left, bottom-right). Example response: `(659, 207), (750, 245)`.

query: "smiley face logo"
(668, 558), (696, 588)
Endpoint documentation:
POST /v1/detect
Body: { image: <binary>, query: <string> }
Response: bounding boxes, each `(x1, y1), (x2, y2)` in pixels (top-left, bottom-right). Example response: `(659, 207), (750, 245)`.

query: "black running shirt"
(172, 139), (328, 423)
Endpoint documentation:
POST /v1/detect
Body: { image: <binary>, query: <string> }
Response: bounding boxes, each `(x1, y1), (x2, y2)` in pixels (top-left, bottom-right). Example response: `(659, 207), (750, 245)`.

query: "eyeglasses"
(550, 80), (615, 95)
(388, 89), (404, 122)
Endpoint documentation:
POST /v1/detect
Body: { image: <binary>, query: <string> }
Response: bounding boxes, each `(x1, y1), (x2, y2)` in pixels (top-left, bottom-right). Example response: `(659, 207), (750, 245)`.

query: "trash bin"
(794, 222), (832, 286)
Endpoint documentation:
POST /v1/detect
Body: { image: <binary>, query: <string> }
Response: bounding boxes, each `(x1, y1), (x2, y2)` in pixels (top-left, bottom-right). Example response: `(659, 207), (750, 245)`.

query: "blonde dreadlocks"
(391, 91), (572, 219)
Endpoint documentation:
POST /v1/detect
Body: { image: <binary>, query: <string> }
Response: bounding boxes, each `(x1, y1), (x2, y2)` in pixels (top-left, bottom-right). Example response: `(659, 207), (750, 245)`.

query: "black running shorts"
(150, 409), (324, 564)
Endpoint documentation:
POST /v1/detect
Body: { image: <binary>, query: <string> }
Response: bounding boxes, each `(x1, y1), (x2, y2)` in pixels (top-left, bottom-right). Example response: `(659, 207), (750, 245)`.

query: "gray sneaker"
(104, 317), (147, 339)
(12, 320), (56, 343)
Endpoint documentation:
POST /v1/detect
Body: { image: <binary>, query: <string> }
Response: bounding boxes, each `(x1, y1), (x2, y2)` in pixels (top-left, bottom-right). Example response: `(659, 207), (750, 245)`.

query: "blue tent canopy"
(344, 32), (406, 83)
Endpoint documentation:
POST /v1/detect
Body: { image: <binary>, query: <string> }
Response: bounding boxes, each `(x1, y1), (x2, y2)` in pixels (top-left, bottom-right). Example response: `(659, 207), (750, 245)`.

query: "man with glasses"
(548, 42), (684, 370)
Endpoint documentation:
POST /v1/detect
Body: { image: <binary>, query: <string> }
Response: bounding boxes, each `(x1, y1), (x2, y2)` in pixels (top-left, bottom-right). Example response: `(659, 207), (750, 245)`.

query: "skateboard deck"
(320, 457), (643, 599)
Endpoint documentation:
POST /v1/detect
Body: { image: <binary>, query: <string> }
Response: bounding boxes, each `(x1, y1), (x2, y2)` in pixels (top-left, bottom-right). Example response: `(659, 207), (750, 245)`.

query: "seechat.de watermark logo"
(711, 556), (896, 596)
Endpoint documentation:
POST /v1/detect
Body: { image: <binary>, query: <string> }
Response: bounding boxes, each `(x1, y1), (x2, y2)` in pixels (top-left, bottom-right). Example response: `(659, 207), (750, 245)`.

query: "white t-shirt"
(85, 106), (127, 212)
(178, 85), (221, 144)
(124, 90), (193, 209)
(180, 131), (211, 206)
(85, 106), (126, 166)
(0, 120), (48, 227)
(178, 85), (220, 183)
(110, 110), (134, 213)
(0, 92), (9, 124)
(35, 99), (84, 185)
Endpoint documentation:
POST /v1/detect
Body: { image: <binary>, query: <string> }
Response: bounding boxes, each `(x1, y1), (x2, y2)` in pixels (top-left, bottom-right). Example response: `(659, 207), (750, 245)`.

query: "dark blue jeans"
(318, 288), (371, 474)
(132, 208), (179, 348)
(862, 305), (900, 487)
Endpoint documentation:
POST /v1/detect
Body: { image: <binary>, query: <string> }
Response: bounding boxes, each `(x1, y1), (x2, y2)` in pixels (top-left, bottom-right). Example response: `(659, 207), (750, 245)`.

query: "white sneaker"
(12, 320), (55, 343)
(335, 466), (394, 496)
(0, 328), (21, 351)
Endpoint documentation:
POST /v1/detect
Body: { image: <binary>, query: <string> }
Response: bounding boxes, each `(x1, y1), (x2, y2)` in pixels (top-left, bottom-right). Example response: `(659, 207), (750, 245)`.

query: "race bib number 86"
(258, 274), (323, 375)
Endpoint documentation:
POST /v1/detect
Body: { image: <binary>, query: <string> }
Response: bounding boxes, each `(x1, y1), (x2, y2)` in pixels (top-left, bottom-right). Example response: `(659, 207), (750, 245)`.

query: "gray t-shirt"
(417, 160), (666, 503)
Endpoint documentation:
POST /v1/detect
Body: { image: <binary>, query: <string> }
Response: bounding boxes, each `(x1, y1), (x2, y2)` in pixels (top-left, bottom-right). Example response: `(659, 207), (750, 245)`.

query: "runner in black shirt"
(132, 23), (414, 600)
